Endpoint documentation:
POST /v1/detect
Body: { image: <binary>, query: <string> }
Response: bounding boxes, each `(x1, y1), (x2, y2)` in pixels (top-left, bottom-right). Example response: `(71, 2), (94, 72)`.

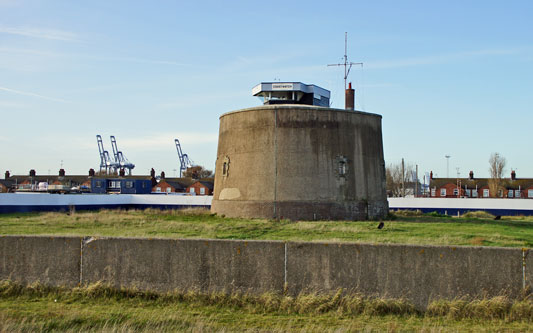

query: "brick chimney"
(89, 168), (95, 177)
(345, 82), (355, 110)
(150, 168), (156, 178)
(511, 170), (516, 180)
(5, 171), (10, 179)
(29, 169), (36, 177)
(469, 171), (474, 180)
(119, 168), (125, 177)
(160, 171), (165, 179)
(59, 168), (65, 177)
(430, 171), (433, 180)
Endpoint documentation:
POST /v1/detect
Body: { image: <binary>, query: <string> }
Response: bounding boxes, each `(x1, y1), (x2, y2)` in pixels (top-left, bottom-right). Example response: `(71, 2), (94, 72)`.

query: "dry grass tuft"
(427, 296), (533, 321)
(391, 209), (424, 217)
(470, 236), (486, 246)
(6, 280), (530, 322)
(0, 280), (418, 317)
(461, 211), (495, 219)
(0, 280), (60, 298)
(510, 299), (533, 321)
(2, 281), (533, 331)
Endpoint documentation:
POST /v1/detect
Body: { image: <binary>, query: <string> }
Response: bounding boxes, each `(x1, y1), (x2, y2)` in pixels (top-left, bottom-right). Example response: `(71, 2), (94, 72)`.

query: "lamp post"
(456, 167), (460, 198)
(445, 155), (451, 178)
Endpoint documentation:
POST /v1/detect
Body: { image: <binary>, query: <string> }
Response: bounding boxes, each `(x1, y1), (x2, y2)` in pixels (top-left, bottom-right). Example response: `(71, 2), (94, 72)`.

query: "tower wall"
(211, 105), (388, 220)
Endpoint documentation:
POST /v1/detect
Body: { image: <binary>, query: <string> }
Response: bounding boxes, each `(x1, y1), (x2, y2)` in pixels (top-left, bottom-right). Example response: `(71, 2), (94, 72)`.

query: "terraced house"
(429, 170), (533, 198)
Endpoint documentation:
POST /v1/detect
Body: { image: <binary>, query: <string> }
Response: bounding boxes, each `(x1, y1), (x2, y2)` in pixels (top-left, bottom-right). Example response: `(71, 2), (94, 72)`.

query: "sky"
(1, 0), (532, 180)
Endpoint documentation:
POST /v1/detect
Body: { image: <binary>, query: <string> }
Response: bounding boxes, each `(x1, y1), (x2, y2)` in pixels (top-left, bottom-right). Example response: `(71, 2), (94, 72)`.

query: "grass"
(1, 208), (533, 248)
(2, 210), (533, 331)
(1, 280), (532, 332)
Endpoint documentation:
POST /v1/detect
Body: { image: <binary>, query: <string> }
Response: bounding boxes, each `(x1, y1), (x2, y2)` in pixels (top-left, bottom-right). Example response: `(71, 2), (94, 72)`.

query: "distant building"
(90, 178), (152, 194)
(3, 168), (217, 196)
(0, 179), (14, 193)
(152, 179), (192, 193)
(186, 181), (214, 196)
(429, 170), (533, 198)
(8, 169), (96, 192)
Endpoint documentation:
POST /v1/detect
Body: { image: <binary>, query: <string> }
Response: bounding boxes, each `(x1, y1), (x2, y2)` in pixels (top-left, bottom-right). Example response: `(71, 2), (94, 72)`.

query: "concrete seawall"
(0, 236), (82, 287)
(80, 237), (285, 293)
(1, 235), (531, 308)
(287, 242), (531, 307)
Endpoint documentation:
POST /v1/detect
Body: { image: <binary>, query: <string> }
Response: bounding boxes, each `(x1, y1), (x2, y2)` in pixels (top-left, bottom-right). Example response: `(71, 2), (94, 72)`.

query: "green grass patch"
(0, 280), (532, 332)
(1, 208), (533, 248)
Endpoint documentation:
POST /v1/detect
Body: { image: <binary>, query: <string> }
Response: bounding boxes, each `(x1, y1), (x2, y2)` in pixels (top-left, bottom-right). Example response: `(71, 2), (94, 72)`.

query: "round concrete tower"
(211, 104), (388, 221)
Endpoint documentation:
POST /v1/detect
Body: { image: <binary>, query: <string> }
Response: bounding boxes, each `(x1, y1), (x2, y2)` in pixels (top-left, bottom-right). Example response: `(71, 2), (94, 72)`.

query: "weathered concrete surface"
(211, 105), (388, 220)
(287, 242), (532, 308)
(1, 235), (530, 309)
(526, 248), (533, 293)
(81, 237), (285, 293)
(0, 235), (81, 287)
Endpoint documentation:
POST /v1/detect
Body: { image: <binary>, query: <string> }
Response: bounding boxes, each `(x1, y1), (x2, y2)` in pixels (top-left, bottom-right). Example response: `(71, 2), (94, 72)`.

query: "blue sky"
(1, 0), (532, 180)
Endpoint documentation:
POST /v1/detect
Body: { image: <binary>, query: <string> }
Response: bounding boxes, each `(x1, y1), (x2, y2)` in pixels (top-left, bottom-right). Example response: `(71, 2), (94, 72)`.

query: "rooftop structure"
(252, 82), (330, 107)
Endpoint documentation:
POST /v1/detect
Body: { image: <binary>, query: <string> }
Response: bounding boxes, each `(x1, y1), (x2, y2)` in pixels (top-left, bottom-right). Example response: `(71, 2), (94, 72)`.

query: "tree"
(183, 165), (213, 179)
(488, 152), (506, 198)
(386, 160), (416, 197)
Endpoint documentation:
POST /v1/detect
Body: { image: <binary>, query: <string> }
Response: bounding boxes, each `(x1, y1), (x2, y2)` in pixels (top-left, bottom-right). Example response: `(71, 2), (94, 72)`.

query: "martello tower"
(210, 82), (388, 221)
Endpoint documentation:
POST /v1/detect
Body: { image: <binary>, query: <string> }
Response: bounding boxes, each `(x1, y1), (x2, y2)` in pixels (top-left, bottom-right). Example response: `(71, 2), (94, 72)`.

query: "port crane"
(110, 136), (135, 175)
(175, 138), (193, 177)
(96, 135), (120, 174)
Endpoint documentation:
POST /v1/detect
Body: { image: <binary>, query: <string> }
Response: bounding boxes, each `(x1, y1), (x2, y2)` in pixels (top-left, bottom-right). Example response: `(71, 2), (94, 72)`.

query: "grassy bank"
(1, 281), (532, 332)
(1, 209), (532, 247)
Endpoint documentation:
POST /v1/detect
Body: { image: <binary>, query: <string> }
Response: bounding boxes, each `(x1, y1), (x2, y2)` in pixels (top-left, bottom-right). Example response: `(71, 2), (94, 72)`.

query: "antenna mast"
(328, 32), (363, 90)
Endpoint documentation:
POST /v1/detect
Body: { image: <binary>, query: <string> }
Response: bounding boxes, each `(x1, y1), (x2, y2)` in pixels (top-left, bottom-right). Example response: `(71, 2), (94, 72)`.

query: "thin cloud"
(0, 85), (69, 103)
(99, 56), (189, 66)
(157, 90), (249, 109)
(360, 83), (396, 88)
(0, 47), (189, 67)
(0, 0), (20, 6)
(0, 101), (28, 108)
(46, 133), (218, 152)
(367, 48), (519, 69)
(0, 47), (63, 57)
(220, 52), (309, 73)
(0, 27), (78, 41)
(118, 133), (218, 150)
